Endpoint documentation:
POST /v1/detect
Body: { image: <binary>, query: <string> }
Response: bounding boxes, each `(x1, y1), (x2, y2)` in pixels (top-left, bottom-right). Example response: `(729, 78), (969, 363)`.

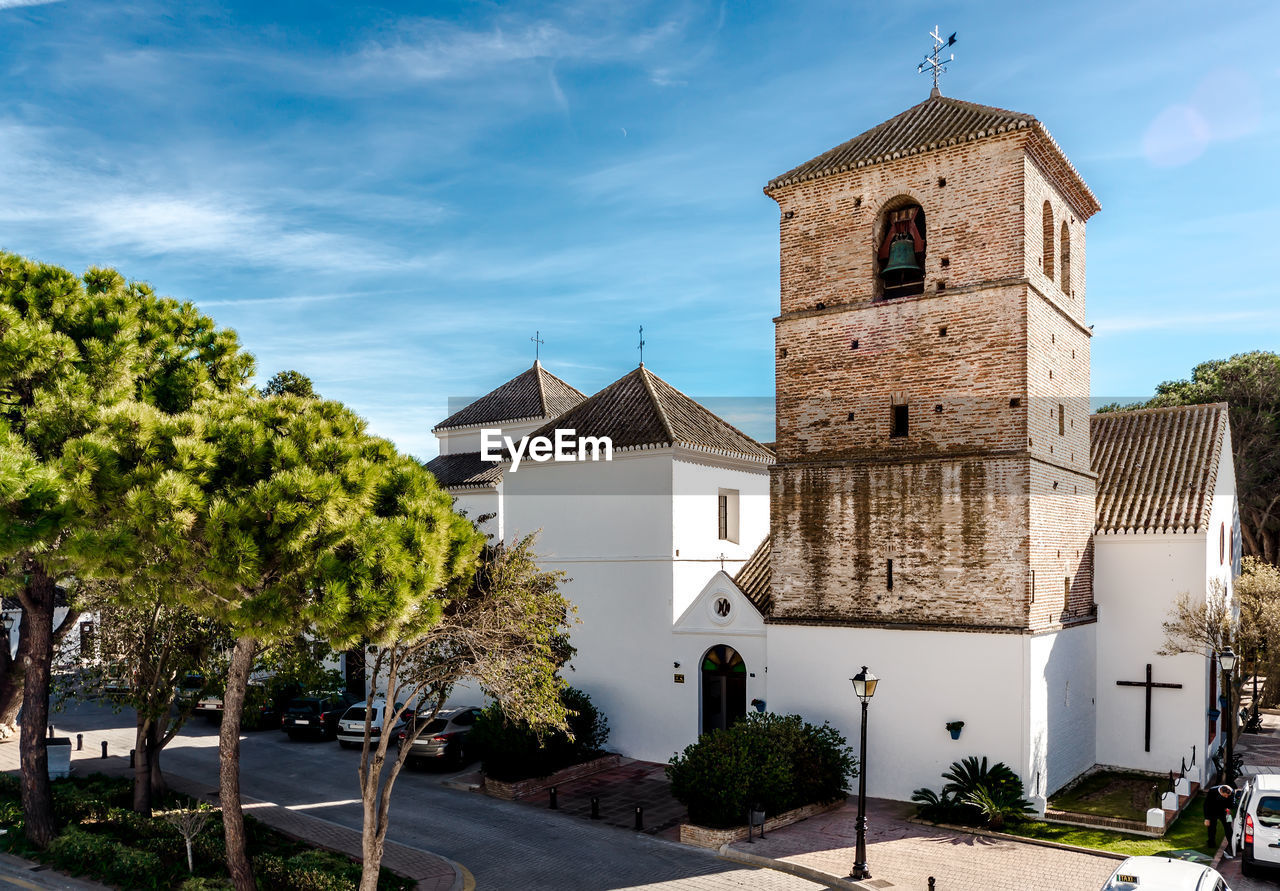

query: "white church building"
(426, 91), (1241, 809)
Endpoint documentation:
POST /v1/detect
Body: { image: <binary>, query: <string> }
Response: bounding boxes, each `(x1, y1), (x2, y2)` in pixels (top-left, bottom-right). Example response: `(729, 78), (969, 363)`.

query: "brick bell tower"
(765, 92), (1101, 633)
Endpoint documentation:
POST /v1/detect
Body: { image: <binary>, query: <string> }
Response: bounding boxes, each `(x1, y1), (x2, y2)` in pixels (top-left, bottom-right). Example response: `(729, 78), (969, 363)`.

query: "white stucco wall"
(449, 487), (502, 541)
(766, 624), (1033, 803)
(1094, 532), (1213, 782)
(671, 454), (769, 619)
(1029, 624), (1097, 798)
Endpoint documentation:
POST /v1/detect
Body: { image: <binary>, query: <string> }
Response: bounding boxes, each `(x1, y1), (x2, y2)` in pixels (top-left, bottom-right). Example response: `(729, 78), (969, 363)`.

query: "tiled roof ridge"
(765, 94), (1036, 191)
(644, 370), (774, 459)
(533, 360), (549, 416)
(733, 536), (773, 616)
(432, 362), (586, 432)
(1096, 401), (1229, 416)
(637, 366), (675, 443)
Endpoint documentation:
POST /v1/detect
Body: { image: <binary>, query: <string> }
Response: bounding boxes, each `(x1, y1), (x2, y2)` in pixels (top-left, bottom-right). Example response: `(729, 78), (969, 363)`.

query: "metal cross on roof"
(637, 325), (646, 367)
(530, 330), (544, 361)
(917, 26), (957, 95)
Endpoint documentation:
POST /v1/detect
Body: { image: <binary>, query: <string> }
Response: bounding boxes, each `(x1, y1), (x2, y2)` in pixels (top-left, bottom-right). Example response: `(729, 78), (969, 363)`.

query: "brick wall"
(766, 113), (1098, 634)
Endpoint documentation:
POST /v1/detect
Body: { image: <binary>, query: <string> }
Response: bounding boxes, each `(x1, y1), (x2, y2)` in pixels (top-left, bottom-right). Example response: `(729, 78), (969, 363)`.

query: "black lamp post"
(1219, 647), (1237, 786)
(850, 666), (878, 880)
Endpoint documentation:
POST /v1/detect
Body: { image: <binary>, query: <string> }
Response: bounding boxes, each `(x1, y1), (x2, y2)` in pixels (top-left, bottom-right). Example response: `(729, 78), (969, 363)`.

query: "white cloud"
(0, 0), (62, 8)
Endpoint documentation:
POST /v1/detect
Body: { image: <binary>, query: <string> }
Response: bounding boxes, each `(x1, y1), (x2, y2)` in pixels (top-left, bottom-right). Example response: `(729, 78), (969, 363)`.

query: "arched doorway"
(701, 645), (747, 735)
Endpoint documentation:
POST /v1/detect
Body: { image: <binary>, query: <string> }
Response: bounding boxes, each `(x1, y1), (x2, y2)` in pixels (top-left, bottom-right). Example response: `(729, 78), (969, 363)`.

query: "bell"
(880, 236), (921, 279)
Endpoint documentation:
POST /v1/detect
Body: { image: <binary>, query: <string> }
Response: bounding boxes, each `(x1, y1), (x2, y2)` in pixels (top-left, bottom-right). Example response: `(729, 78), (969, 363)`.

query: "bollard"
(634, 806), (643, 831)
(590, 797), (600, 820)
(129, 749), (136, 768)
(76, 733), (83, 751)
(549, 786), (558, 810)
(47, 724), (53, 738)
(101, 740), (108, 759)
(928, 878), (936, 890)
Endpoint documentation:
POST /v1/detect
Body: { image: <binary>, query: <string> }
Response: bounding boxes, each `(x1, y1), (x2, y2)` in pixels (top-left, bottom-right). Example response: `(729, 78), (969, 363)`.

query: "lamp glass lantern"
(0, 613), (12, 634)
(851, 666), (878, 702)
(1219, 647), (1237, 673)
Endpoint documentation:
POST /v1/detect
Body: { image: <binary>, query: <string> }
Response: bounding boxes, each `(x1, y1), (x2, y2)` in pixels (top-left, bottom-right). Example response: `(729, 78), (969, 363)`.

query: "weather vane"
(637, 325), (646, 366)
(917, 26), (957, 95)
(530, 330), (544, 362)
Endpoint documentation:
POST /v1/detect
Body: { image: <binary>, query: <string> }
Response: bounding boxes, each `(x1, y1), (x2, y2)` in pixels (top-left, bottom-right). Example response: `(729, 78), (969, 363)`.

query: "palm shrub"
(912, 756), (1033, 828)
(666, 713), (855, 828)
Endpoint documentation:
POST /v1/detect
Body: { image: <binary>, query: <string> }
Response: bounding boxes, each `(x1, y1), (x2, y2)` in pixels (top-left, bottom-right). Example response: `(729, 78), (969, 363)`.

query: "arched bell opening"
(700, 644), (747, 735)
(874, 197), (927, 301)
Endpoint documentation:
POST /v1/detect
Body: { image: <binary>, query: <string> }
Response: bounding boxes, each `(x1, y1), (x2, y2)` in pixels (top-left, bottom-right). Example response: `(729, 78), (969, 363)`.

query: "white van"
(1101, 856), (1231, 891)
(1234, 772), (1280, 877)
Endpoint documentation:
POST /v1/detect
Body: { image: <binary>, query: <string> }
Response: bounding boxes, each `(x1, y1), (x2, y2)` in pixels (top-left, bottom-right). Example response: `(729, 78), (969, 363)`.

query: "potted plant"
(946, 721), (965, 740)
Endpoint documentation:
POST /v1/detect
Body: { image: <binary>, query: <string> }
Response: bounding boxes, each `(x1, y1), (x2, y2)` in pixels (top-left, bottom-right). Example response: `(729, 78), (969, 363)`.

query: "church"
(426, 88), (1240, 809)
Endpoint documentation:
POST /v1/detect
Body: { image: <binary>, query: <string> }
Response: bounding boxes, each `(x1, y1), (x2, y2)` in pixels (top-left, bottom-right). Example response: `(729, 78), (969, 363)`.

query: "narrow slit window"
(887, 559), (894, 590)
(1059, 404), (1065, 436)
(890, 404), (909, 438)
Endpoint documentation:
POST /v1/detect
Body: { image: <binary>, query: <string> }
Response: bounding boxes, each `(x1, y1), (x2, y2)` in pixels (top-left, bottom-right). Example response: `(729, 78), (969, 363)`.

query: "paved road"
(25, 702), (820, 891)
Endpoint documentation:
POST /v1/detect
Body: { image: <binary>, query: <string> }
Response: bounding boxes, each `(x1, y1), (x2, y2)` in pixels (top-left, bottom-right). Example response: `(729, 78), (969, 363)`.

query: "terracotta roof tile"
(424, 451), (504, 490)
(433, 362), (585, 432)
(1091, 402), (1229, 534)
(527, 366), (774, 462)
(734, 537), (772, 616)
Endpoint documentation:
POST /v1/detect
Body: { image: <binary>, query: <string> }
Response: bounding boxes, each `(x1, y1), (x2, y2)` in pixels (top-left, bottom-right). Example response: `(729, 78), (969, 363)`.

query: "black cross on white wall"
(1116, 663), (1183, 753)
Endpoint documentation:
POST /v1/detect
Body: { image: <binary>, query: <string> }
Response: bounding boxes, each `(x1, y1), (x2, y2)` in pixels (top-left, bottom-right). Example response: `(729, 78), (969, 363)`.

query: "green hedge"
(666, 713), (856, 828)
(470, 687), (610, 782)
(0, 775), (411, 890)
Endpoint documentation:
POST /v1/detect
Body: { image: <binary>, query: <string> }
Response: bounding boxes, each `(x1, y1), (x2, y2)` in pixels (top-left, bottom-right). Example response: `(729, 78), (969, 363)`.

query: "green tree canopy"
(260, 369), (315, 399)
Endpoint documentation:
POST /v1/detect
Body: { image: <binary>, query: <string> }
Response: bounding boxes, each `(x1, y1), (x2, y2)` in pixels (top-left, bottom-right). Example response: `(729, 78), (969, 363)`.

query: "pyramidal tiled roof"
(433, 362), (586, 432)
(1091, 402), (1230, 535)
(526, 366), (774, 463)
(765, 92), (1100, 218)
(733, 537), (772, 616)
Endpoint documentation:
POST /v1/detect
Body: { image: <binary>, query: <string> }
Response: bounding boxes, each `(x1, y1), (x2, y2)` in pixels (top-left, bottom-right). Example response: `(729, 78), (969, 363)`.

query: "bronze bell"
(880, 235), (921, 279)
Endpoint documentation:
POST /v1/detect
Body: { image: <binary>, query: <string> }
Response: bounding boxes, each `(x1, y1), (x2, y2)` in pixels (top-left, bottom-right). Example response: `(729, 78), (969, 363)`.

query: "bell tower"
(766, 92), (1101, 633)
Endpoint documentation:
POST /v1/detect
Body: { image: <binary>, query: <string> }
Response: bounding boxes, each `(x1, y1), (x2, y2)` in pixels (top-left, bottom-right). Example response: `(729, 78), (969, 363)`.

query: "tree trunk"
(0, 615), (31, 739)
(219, 634), (257, 891)
(18, 560), (56, 848)
(149, 721), (168, 800)
(133, 716), (153, 815)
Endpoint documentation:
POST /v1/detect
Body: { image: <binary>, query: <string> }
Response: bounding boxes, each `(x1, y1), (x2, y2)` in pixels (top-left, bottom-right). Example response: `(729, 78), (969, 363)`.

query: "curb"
(907, 816), (1128, 861)
(717, 843), (882, 890)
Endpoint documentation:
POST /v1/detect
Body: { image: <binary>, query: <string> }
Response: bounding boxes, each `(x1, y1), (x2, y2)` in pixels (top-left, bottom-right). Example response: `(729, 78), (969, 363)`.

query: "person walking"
(1204, 784), (1235, 857)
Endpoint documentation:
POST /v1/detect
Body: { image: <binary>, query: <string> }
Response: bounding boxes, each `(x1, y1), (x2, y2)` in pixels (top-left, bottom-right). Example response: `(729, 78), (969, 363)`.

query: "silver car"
(396, 706), (483, 767)
(336, 699), (405, 749)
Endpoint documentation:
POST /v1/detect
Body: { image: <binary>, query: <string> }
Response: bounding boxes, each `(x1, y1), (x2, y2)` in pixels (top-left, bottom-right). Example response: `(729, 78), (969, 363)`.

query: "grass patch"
(1048, 770), (1165, 822)
(1003, 792), (1215, 859)
(0, 773), (412, 891)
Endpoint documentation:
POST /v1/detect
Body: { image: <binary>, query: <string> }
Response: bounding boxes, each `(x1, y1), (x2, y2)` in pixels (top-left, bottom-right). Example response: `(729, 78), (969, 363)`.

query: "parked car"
(1234, 773), (1280, 877)
(100, 663), (132, 699)
(281, 693), (355, 741)
(196, 682), (283, 731)
(174, 673), (207, 706)
(396, 706), (483, 768)
(1101, 856), (1232, 890)
(336, 699), (406, 749)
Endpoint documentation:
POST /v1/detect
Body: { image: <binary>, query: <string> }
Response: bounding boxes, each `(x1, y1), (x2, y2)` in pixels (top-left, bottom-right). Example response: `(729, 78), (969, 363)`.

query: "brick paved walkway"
(503, 758), (687, 837)
(726, 797), (1121, 891)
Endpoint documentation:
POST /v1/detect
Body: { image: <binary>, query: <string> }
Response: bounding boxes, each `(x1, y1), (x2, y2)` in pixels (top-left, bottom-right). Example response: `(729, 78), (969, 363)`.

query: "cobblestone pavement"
(8, 703), (825, 890)
(727, 798), (1121, 891)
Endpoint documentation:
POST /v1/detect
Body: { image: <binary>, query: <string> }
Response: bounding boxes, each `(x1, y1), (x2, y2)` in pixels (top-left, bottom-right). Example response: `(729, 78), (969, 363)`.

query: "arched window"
(701, 645), (747, 734)
(1041, 200), (1054, 278)
(1060, 221), (1071, 294)
(876, 200), (926, 300)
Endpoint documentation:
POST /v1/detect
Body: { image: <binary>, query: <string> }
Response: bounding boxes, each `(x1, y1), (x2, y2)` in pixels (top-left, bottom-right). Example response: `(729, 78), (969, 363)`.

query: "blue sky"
(1, 0), (1277, 458)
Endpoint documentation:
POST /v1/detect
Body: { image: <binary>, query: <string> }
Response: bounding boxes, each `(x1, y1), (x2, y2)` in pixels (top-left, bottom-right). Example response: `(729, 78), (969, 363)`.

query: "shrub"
(46, 826), (165, 889)
(470, 687), (610, 782)
(254, 850), (359, 890)
(666, 713), (855, 828)
(913, 756), (1034, 828)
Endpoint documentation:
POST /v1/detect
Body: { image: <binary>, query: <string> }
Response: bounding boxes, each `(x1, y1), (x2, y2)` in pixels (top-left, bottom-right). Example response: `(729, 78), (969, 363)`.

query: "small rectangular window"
(80, 622), (95, 660)
(717, 489), (739, 543)
(1058, 404), (1065, 436)
(890, 404), (909, 438)
(887, 558), (894, 590)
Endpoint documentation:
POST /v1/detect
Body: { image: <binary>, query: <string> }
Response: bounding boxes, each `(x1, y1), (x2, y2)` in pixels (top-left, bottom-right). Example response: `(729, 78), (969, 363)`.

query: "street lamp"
(1219, 647), (1237, 786)
(850, 666), (878, 880)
